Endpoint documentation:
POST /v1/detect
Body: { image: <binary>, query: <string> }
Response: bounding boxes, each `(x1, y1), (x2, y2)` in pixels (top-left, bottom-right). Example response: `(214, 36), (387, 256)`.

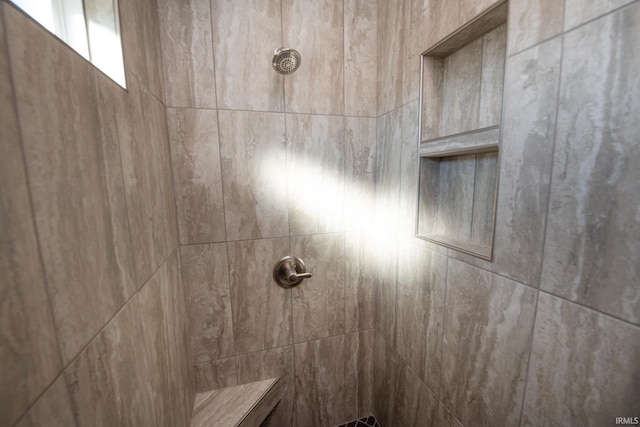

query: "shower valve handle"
(273, 256), (312, 288)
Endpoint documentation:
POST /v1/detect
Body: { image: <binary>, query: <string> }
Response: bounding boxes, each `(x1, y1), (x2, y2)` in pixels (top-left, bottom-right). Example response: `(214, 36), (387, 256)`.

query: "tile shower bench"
(190, 378), (281, 427)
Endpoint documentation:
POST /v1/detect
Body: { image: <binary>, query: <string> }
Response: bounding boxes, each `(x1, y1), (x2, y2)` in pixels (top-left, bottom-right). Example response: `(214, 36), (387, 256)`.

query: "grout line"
(516, 289), (541, 427)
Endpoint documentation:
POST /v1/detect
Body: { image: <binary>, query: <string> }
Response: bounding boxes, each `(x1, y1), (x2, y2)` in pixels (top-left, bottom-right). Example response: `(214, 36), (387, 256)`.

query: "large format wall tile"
(345, 233), (375, 333)
(167, 107), (226, 245)
(398, 101), (419, 238)
(0, 8), (61, 424)
(372, 332), (400, 427)
(286, 114), (345, 235)
(377, 0), (404, 115)
(180, 244), (235, 364)
(211, 0), (283, 112)
(345, 0), (377, 117)
(394, 361), (439, 427)
(219, 110), (289, 240)
(522, 294), (640, 426)
(158, 0), (216, 108)
(345, 330), (374, 420)
(373, 238), (397, 345)
(228, 238), (292, 354)
(564, 0), (636, 31)
(375, 109), (402, 237)
(283, 0), (344, 115)
(294, 335), (346, 427)
(14, 377), (75, 427)
(440, 259), (536, 427)
(6, 6), (136, 363)
(345, 117), (376, 233)
(541, 6), (640, 324)
(508, 0), (563, 55)
(194, 357), (238, 392)
(291, 233), (346, 342)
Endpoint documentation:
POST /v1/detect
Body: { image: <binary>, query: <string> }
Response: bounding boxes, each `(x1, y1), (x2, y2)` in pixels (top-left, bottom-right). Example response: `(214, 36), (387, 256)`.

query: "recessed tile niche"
(417, 1), (507, 260)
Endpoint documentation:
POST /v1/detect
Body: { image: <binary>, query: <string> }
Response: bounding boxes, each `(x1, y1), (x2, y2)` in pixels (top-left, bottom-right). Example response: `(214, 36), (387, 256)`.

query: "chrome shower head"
(272, 47), (301, 74)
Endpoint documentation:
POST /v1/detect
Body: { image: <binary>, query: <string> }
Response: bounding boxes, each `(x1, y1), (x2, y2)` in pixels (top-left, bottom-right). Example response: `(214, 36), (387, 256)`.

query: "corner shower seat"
(190, 377), (281, 427)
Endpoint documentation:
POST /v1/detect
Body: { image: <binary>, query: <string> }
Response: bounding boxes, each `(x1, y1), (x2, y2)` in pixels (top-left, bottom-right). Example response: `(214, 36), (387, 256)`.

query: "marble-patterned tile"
(0, 8), (62, 425)
(345, 330), (374, 420)
(14, 377), (75, 427)
(138, 253), (194, 427)
(508, 0), (564, 55)
(394, 361), (439, 427)
(291, 233), (346, 342)
(441, 37), (482, 135)
(115, 73), (179, 285)
(372, 332), (400, 427)
(395, 243), (446, 392)
(541, 6), (640, 324)
(167, 107), (226, 245)
(440, 259), (536, 426)
(420, 58), (445, 141)
(66, 297), (157, 426)
(452, 38), (562, 286)
(373, 237), (398, 346)
(211, 0), (283, 112)
(180, 244), (235, 364)
(6, 6), (136, 363)
(228, 238), (292, 354)
(345, 117), (376, 233)
(194, 357), (238, 392)
(218, 110), (288, 240)
(345, 233), (375, 333)
(402, 0), (423, 104)
(398, 101), (420, 238)
(119, 0), (164, 100)
(436, 402), (464, 427)
(345, 0), (377, 117)
(421, 0), (461, 53)
(479, 24), (506, 128)
(283, 0), (344, 115)
(158, 0), (216, 108)
(522, 293), (640, 426)
(375, 109), (402, 237)
(237, 346), (295, 427)
(564, 0), (635, 31)
(294, 335), (346, 427)
(377, 0), (404, 115)
(286, 114), (345, 235)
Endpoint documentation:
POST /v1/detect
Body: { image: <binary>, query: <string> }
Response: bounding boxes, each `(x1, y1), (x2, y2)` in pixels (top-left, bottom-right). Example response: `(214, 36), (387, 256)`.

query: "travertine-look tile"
(375, 109), (402, 237)
(228, 238), (292, 354)
(398, 101), (419, 238)
(377, 0), (404, 115)
(345, 117), (376, 233)
(14, 377), (75, 427)
(436, 402), (464, 427)
(237, 346), (295, 427)
(218, 110), (288, 240)
(167, 107), (226, 245)
(345, 330), (374, 420)
(66, 297), (156, 426)
(564, 0), (635, 31)
(138, 253), (194, 427)
(479, 24), (506, 128)
(345, 0), (377, 117)
(402, 0), (423, 104)
(395, 243), (446, 392)
(0, 8), (61, 424)
(283, 0), (344, 115)
(286, 114), (345, 235)
(211, 0), (283, 111)
(294, 335), (346, 427)
(522, 294), (640, 426)
(421, 0), (461, 55)
(394, 361), (439, 427)
(440, 259), (536, 426)
(436, 155), (475, 240)
(180, 244), (235, 364)
(345, 233), (375, 333)
(373, 237), (397, 345)
(372, 332), (400, 427)
(459, 0), (502, 24)
(291, 233), (346, 342)
(541, 6), (640, 324)
(194, 357), (238, 392)
(6, 6), (136, 363)
(470, 152), (498, 247)
(158, 0), (216, 108)
(508, 0), (564, 55)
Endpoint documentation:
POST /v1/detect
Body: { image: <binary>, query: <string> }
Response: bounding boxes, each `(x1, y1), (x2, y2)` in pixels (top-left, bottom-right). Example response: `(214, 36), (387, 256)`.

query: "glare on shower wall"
(10, 0), (126, 88)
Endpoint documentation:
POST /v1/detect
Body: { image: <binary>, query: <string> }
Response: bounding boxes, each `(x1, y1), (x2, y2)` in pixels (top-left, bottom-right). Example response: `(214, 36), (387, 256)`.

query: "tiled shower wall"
(158, 0), (377, 426)
(0, 1), (194, 426)
(374, 0), (640, 426)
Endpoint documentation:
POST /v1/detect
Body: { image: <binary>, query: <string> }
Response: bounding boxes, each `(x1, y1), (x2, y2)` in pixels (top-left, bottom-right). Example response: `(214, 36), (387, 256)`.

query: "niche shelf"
(417, 1), (507, 260)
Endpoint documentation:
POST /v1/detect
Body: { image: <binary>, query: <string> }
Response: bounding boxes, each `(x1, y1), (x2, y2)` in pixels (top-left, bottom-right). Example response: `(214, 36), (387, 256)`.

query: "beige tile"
(522, 294), (640, 426)
(459, 0), (503, 24)
(180, 244), (235, 363)
(373, 237), (397, 345)
(508, 0), (564, 55)
(345, 117), (376, 233)
(218, 110), (288, 240)
(167, 107), (226, 245)
(6, 6), (136, 363)
(420, 58), (445, 141)
(345, 330), (374, 420)
(14, 377), (75, 427)
(283, 0), (344, 115)
(286, 114), (345, 235)
(211, 0), (284, 111)
(0, 7), (62, 425)
(440, 259), (536, 426)
(158, 0), (216, 108)
(564, 0), (635, 30)
(194, 357), (238, 392)
(236, 346), (295, 427)
(402, 0), (423, 104)
(394, 361), (439, 427)
(294, 335), (346, 427)
(377, 0), (404, 115)
(372, 332), (400, 427)
(291, 233), (345, 342)
(228, 238), (292, 354)
(541, 6), (640, 324)
(345, 233), (375, 333)
(479, 23), (506, 128)
(422, 0), (461, 50)
(345, 0), (377, 117)
(375, 109), (402, 237)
